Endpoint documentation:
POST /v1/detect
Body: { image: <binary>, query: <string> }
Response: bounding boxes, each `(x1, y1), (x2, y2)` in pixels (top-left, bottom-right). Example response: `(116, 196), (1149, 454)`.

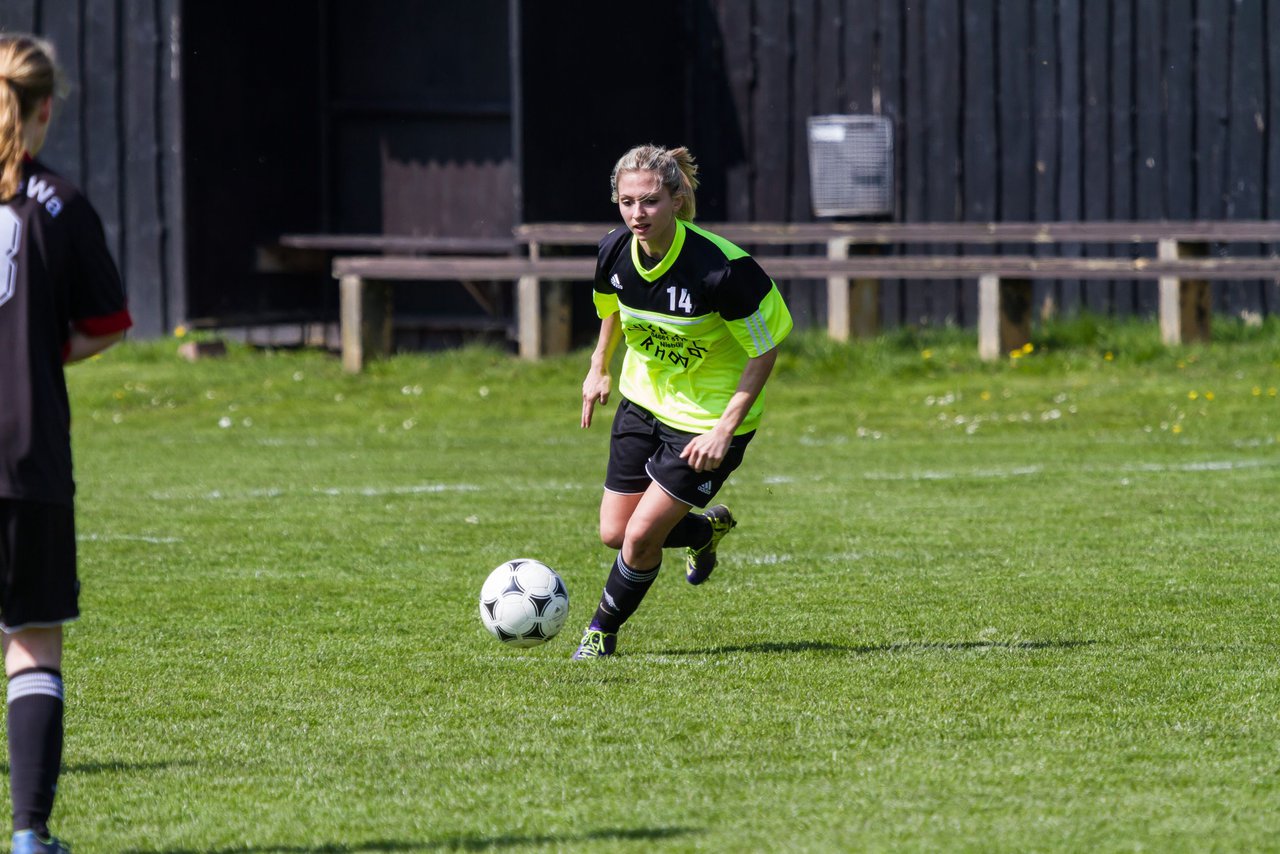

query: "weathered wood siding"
(0, 0), (182, 337)
(8, 0), (1279, 337)
(689, 0), (1280, 325)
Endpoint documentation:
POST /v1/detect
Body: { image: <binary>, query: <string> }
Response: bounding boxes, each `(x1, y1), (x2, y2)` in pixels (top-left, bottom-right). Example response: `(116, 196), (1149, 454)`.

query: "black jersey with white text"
(0, 157), (132, 506)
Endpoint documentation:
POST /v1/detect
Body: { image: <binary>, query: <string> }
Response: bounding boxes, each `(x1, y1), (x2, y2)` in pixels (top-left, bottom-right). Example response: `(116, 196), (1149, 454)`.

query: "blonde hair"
(0, 35), (60, 201)
(610, 144), (700, 221)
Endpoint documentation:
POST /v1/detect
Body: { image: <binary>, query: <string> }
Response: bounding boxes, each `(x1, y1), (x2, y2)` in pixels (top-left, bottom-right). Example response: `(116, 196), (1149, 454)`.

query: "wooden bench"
(319, 221), (1280, 371)
(518, 220), (1280, 356)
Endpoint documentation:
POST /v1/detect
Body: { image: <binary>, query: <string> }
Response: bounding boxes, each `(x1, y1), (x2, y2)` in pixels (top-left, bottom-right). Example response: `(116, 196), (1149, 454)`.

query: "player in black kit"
(0, 35), (132, 853)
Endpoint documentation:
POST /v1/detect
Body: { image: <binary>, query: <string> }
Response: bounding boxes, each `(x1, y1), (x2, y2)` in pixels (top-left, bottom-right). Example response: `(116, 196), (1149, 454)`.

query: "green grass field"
(24, 318), (1280, 851)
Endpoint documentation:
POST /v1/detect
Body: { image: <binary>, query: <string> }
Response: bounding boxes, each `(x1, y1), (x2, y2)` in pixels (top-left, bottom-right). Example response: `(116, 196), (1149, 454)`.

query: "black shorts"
(0, 499), (79, 633)
(605, 399), (755, 507)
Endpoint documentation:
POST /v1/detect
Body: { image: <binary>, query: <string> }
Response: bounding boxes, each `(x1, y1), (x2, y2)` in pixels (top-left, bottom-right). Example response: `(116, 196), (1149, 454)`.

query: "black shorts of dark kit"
(0, 499), (80, 633)
(605, 399), (754, 508)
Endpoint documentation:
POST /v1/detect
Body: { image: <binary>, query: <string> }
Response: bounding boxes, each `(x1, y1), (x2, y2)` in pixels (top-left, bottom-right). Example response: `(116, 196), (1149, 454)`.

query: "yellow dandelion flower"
(173, 324), (188, 338)
(1172, 424), (1183, 434)
(921, 349), (933, 360)
(1021, 342), (1034, 354)
(980, 391), (992, 401)
(1205, 391), (1214, 401)
(1270, 388), (1278, 397)
(1253, 387), (1262, 396)
(1104, 352), (1114, 361)
(1188, 391), (1199, 401)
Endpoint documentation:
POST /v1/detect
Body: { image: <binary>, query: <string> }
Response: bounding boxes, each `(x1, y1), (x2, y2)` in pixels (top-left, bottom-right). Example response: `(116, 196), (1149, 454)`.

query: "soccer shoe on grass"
(685, 504), (736, 585)
(571, 627), (617, 659)
(12, 831), (70, 854)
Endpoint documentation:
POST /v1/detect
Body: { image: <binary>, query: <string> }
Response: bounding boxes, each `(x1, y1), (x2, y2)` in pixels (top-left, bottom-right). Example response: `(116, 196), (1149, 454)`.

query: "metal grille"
(807, 115), (895, 218)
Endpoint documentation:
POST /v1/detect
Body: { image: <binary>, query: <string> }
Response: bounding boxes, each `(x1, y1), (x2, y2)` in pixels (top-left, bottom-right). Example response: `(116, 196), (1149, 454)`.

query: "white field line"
(779, 457), (1279, 484)
(78, 533), (182, 544)
(147, 483), (482, 501)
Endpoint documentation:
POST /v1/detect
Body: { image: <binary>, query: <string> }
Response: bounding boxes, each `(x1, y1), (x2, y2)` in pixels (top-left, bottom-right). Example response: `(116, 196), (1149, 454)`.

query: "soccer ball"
(478, 559), (570, 647)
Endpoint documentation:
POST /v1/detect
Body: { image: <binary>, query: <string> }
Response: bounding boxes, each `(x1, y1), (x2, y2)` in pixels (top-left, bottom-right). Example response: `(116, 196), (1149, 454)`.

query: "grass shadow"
(124, 825), (699, 853)
(0, 759), (199, 775)
(655, 638), (1096, 656)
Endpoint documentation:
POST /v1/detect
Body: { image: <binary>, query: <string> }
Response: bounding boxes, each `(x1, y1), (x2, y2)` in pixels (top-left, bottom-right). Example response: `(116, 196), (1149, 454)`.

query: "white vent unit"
(807, 115), (894, 218)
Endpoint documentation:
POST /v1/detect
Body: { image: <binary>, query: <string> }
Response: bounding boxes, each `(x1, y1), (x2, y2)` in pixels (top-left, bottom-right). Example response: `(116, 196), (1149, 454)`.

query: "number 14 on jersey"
(666, 286), (693, 314)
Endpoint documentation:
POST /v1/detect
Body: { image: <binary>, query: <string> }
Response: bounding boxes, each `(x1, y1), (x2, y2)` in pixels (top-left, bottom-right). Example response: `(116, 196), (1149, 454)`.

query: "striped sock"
(592, 554), (661, 632)
(662, 512), (712, 549)
(7, 668), (64, 836)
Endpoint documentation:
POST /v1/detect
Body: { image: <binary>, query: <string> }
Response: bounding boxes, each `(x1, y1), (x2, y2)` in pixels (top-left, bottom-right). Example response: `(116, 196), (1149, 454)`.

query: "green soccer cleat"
(571, 626), (617, 659)
(12, 830), (70, 854)
(685, 504), (736, 585)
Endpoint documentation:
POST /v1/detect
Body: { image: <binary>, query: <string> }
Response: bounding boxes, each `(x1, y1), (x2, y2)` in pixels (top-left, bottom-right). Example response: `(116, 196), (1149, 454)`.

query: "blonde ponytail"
(0, 35), (60, 201)
(0, 77), (24, 201)
(611, 143), (701, 221)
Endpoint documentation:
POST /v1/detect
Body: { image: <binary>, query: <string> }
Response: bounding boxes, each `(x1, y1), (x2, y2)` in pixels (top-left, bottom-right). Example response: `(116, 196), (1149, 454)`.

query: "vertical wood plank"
(841, 0), (876, 114)
(159, 0), (185, 330)
(1195, 2), (1231, 219)
(900, 2), (928, 325)
(1081, 0), (1111, 314)
(1108, 0), (1134, 313)
(1164, 0), (1195, 219)
(962, 0), (997, 221)
(83, 0), (122, 263)
(1267, 0), (1280, 315)
(39, 0), (82, 188)
(1056, 0), (1084, 314)
(1133, 0), (1164, 316)
(122, 0), (165, 337)
(876, 0), (903, 326)
(962, 0), (997, 325)
(792, 0), (818, 223)
(0, 0), (37, 31)
(1032, 0), (1060, 318)
(1225, 0), (1266, 318)
(815, 0), (843, 114)
(714, 0), (754, 222)
(753, 1), (791, 223)
(923, 0), (962, 323)
(997, 0), (1033, 222)
(791, 0), (820, 329)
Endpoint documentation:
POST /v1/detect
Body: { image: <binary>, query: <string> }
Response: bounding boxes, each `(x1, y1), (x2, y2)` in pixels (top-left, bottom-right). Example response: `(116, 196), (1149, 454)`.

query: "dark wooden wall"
(0, 0), (182, 338)
(686, 0), (1280, 327)
(8, 1), (1278, 339)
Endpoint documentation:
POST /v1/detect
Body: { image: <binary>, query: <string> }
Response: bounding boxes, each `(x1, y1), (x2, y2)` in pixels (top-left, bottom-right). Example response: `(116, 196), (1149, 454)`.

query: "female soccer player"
(574, 144), (792, 659)
(0, 35), (132, 852)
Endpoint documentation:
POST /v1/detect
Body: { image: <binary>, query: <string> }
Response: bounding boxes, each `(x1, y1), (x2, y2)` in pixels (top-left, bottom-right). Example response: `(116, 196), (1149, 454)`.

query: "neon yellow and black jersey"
(593, 219), (793, 435)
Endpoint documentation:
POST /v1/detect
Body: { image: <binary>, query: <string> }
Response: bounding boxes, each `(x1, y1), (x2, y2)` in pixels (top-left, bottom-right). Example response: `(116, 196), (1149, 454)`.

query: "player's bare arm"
(680, 346), (779, 472)
(65, 330), (125, 364)
(581, 313), (622, 429)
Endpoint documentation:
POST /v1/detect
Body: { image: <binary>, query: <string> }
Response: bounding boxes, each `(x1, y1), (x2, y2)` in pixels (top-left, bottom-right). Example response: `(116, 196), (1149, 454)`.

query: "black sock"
(8, 668), (64, 836)
(592, 554), (661, 632)
(662, 512), (712, 549)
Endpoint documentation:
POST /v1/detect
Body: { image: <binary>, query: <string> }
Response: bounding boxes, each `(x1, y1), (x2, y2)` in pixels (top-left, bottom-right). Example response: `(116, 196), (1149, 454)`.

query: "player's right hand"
(581, 370), (611, 429)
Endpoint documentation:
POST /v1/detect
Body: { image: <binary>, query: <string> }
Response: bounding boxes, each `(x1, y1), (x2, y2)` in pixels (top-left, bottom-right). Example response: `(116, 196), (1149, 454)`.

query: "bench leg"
(978, 275), (1032, 361)
(517, 275), (541, 360)
(517, 277), (572, 360)
(1158, 239), (1211, 345)
(826, 239), (880, 341)
(339, 275), (393, 373)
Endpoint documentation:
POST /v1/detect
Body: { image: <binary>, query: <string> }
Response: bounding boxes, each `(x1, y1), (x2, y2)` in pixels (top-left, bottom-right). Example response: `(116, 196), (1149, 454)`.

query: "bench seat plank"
(516, 220), (1280, 246)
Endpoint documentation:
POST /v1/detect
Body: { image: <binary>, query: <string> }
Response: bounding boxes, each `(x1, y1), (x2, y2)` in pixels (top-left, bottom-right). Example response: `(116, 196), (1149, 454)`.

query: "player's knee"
(622, 525), (664, 564)
(599, 524), (625, 550)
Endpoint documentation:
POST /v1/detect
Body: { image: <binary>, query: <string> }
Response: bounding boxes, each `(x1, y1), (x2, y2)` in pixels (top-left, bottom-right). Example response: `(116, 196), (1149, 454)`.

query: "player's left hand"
(681, 428), (731, 473)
